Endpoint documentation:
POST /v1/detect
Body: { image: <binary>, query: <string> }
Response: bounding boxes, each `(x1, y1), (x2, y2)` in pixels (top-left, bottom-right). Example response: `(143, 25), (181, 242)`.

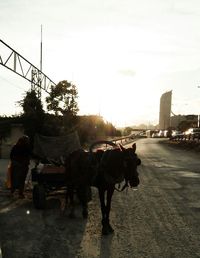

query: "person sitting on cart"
(10, 135), (32, 198)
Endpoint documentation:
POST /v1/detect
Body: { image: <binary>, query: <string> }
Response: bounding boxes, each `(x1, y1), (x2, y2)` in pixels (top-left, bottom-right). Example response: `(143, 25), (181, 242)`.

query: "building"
(159, 90), (199, 130)
(159, 91), (172, 130)
(170, 114), (198, 129)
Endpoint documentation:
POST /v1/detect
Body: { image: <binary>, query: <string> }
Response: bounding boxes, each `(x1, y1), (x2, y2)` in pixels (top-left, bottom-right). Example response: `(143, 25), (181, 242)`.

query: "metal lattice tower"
(0, 39), (56, 97)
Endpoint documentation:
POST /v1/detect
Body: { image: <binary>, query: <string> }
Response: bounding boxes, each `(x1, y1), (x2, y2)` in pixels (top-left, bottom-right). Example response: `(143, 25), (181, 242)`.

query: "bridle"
(114, 154), (139, 192)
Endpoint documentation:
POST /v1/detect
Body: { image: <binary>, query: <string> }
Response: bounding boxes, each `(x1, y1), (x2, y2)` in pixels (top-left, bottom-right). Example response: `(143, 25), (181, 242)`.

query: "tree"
(18, 90), (45, 145)
(46, 80), (79, 132)
(105, 122), (121, 137)
(77, 115), (121, 145)
(46, 80), (79, 116)
(19, 90), (44, 117)
(123, 126), (133, 136)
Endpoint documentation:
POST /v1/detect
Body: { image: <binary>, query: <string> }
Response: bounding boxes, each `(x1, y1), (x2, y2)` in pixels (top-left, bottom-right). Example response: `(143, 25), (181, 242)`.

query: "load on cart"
(31, 131), (81, 209)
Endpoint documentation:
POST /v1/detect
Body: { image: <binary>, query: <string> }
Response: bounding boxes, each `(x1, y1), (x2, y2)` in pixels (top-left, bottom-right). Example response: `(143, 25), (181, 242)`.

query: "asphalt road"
(0, 138), (200, 258)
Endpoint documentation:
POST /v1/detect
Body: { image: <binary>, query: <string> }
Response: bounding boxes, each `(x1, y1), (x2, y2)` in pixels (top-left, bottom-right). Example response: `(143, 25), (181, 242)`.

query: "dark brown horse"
(65, 141), (141, 235)
(65, 148), (97, 218)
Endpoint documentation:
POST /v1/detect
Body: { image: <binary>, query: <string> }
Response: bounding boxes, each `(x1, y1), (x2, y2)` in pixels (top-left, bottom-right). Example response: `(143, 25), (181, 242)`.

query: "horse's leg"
(76, 185), (89, 219)
(105, 185), (115, 233)
(66, 185), (76, 218)
(98, 186), (110, 235)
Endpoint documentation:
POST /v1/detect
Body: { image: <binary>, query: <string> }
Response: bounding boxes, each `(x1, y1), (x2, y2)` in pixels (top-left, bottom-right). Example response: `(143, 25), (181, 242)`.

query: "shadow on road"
(0, 192), (88, 258)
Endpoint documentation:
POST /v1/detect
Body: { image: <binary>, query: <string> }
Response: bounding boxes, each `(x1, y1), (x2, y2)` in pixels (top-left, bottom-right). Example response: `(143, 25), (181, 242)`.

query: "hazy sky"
(1, 0), (200, 127)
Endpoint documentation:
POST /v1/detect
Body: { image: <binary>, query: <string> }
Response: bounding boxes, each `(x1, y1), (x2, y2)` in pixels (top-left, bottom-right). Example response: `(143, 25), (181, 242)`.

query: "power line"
(0, 74), (27, 91)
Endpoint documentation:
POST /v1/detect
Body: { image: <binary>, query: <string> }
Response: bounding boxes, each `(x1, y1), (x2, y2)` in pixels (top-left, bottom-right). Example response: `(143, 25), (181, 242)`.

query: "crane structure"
(0, 39), (56, 98)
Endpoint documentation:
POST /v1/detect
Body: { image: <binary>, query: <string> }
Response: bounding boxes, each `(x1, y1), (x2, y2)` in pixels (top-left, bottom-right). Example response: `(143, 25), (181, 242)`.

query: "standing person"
(10, 135), (32, 198)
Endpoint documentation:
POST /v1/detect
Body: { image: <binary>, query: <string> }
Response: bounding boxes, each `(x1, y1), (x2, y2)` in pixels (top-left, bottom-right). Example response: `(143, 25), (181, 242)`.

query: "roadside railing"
(84, 133), (144, 150)
(110, 134), (139, 145)
(99, 133), (144, 149)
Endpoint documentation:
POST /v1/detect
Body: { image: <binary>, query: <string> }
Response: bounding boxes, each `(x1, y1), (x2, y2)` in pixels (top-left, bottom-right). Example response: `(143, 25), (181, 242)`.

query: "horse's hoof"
(82, 210), (88, 219)
(102, 223), (114, 235)
(108, 224), (114, 233)
(102, 227), (110, 235)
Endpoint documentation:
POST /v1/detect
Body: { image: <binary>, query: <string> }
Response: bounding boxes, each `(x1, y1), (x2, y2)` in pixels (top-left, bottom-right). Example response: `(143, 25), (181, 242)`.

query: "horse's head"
(119, 143), (141, 188)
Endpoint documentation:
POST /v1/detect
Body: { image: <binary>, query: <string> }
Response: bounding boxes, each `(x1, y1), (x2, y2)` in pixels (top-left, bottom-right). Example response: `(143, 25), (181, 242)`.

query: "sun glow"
(77, 70), (161, 127)
(51, 26), (177, 127)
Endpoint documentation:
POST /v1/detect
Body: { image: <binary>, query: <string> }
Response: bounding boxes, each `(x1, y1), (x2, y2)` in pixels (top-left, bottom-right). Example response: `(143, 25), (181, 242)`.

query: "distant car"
(158, 130), (165, 137)
(170, 130), (184, 140)
(172, 130), (182, 136)
(184, 128), (200, 140)
(152, 132), (159, 138)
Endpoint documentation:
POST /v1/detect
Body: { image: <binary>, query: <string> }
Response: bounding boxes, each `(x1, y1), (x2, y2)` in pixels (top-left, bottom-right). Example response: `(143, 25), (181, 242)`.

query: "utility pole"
(32, 25), (43, 98)
(40, 25), (43, 72)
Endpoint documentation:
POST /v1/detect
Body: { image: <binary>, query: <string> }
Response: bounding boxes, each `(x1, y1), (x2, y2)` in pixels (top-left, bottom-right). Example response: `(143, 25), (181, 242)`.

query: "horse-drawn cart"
(31, 132), (81, 209)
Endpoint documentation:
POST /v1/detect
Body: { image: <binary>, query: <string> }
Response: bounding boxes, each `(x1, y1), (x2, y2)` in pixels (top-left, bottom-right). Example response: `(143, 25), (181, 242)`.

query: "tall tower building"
(159, 91), (172, 130)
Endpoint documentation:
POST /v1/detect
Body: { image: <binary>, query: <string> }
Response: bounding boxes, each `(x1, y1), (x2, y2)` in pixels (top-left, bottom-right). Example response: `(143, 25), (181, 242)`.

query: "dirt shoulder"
(159, 138), (200, 153)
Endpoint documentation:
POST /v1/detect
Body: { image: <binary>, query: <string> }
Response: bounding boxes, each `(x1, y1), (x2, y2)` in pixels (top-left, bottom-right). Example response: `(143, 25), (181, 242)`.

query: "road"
(0, 138), (200, 258)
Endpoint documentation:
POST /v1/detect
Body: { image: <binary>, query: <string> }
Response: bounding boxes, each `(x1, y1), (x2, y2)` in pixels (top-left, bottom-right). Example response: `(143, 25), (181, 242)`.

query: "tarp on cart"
(33, 131), (81, 164)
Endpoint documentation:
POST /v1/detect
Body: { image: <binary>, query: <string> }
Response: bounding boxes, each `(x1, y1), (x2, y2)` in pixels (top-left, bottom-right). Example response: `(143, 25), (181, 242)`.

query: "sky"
(1, 0), (200, 127)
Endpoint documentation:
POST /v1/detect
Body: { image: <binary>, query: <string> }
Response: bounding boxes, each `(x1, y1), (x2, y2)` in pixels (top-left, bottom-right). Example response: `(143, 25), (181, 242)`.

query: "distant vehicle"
(184, 128), (200, 140)
(138, 131), (146, 137)
(171, 130), (184, 140)
(172, 130), (182, 136)
(158, 130), (165, 137)
(152, 131), (159, 138)
(146, 130), (158, 138)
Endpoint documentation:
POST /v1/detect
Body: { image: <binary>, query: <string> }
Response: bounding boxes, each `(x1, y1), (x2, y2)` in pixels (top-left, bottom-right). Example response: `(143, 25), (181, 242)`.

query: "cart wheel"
(33, 184), (46, 209)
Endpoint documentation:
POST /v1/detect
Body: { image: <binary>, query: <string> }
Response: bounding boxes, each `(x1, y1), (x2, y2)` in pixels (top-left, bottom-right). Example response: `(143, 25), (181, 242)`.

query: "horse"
(64, 148), (97, 219)
(64, 141), (141, 235)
